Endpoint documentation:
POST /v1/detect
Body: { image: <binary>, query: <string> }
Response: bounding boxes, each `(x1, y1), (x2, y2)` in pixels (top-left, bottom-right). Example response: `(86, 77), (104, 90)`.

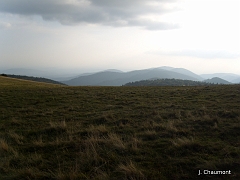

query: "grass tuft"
(108, 133), (126, 150)
(118, 161), (145, 180)
(172, 136), (196, 147)
(0, 139), (11, 153)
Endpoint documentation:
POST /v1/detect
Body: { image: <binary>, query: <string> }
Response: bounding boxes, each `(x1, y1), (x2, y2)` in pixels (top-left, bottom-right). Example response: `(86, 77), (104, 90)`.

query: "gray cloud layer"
(0, 0), (178, 30)
(0, 22), (11, 29)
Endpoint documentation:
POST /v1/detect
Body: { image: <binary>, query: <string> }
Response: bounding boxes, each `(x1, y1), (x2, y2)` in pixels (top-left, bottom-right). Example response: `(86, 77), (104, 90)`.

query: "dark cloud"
(0, 0), (179, 30)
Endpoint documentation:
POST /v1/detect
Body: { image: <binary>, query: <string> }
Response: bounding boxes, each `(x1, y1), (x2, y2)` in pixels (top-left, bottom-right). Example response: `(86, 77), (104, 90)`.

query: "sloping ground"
(0, 77), (240, 179)
(0, 76), (65, 87)
(1, 74), (65, 85)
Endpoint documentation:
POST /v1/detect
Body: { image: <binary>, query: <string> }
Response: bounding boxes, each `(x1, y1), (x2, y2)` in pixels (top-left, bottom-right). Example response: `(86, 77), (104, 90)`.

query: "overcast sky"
(0, 0), (239, 74)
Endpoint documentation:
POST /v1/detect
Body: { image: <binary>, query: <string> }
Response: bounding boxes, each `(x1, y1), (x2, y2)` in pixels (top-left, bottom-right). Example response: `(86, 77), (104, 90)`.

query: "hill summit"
(203, 77), (231, 84)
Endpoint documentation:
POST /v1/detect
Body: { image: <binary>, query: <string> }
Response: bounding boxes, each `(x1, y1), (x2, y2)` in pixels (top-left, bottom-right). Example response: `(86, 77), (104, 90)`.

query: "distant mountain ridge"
(2, 67), (240, 86)
(203, 77), (232, 84)
(170, 68), (204, 81)
(63, 67), (203, 86)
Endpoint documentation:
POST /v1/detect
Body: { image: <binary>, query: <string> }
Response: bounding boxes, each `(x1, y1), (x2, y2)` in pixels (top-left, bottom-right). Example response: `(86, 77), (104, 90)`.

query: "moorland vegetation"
(0, 76), (239, 179)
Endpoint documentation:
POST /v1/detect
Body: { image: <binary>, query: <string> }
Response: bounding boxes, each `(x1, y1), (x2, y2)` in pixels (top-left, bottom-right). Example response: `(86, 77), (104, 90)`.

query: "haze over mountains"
(200, 73), (240, 84)
(1, 66), (239, 86)
(61, 67), (237, 86)
(1, 74), (65, 85)
(62, 67), (201, 86)
(0, 68), (80, 81)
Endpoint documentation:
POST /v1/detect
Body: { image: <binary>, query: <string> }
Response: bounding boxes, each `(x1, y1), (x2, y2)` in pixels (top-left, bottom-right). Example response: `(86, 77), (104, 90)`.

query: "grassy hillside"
(1, 74), (65, 85)
(0, 76), (240, 179)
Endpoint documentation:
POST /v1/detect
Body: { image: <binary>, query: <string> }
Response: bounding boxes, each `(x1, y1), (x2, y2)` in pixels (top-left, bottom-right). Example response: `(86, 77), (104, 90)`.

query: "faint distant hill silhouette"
(200, 73), (240, 83)
(203, 77), (231, 84)
(232, 77), (240, 84)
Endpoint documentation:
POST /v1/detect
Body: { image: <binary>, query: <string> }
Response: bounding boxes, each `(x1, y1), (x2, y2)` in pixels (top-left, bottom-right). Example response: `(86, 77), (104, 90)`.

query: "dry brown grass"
(49, 120), (67, 129)
(172, 136), (195, 147)
(107, 133), (126, 150)
(88, 124), (108, 137)
(32, 135), (45, 147)
(1, 77), (240, 179)
(0, 139), (10, 152)
(8, 131), (24, 145)
(118, 161), (144, 180)
(130, 136), (141, 151)
(162, 120), (178, 132)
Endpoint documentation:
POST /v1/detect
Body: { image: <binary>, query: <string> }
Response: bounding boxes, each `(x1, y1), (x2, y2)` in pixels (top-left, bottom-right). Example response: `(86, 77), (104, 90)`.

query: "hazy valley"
(1, 66), (239, 86)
